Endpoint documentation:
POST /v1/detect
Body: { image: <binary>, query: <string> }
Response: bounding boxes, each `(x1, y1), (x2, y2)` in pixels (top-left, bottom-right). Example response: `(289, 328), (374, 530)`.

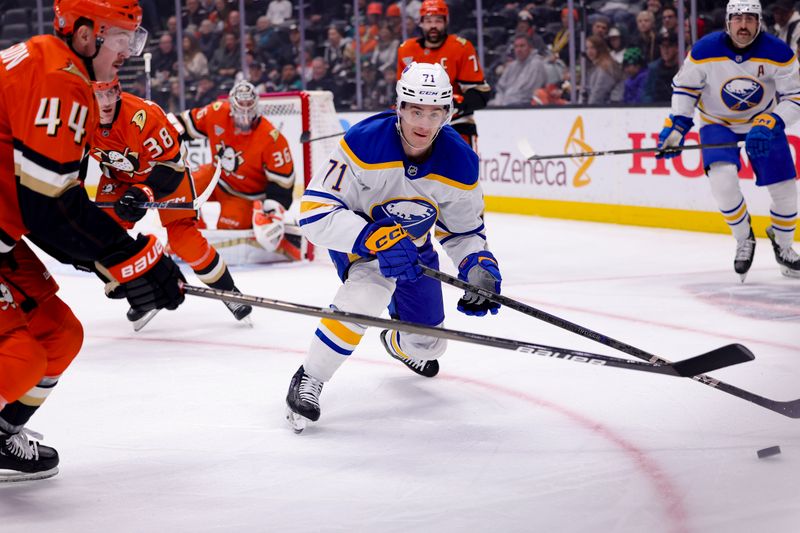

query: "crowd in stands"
(0, 1), (797, 110)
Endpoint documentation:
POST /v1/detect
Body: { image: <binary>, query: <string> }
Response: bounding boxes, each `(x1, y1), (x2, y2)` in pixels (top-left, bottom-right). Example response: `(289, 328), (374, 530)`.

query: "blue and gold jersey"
(298, 111), (487, 266)
(671, 31), (800, 133)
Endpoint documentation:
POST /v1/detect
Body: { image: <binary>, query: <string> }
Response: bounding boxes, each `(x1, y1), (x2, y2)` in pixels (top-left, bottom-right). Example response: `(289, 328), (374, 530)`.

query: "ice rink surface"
(2, 213), (799, 533)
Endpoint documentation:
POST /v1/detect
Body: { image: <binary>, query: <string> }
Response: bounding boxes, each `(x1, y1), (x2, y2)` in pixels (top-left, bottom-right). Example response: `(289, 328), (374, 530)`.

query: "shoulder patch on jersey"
(455, 36), (467, 45)
(212, 101), (223, 111)
(59, 60), (90, 85)
(269, 128), (280, 141)
(130, 109), (147, 132)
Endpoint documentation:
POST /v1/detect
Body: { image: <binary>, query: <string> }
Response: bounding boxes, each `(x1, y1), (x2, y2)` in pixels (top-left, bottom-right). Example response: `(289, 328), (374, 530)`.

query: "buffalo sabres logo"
(214, 142), (245, 175)
(0, 283), (16, 311)
(721, 77), (764, 111)
(95, 147), (140, 176)
(371, 198), (438, 241)
(130, 109), (147, 132)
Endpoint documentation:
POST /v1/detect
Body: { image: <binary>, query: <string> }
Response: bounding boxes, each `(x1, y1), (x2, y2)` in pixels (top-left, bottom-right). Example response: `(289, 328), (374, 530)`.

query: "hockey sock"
(305, 314), (365, 381)
(205, 264), (236, 291)
(0, 376), (59, 434)
(767, 179), (798, 249)
(707, 163), (751, 241)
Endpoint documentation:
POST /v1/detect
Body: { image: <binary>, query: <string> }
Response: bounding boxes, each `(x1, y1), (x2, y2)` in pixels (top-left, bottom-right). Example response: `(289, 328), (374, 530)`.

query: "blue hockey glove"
(353, 218), (421, 281)
(656, 114), (694, 159)
(457, 251), (502, 316)
(746, 113), (784, 160)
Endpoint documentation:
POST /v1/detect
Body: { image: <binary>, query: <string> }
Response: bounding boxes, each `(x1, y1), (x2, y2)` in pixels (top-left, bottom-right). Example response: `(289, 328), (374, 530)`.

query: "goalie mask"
(395, 62), (453, 150)
(726, 0), (761, 46)
(229, 81), (260, 133)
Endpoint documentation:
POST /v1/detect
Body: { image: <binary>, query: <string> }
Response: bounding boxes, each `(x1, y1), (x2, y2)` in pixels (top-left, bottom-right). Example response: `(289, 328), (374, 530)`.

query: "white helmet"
(726, 0), (761, 45)
(229, 80), (260, 133)
(396, 61), (453, 110)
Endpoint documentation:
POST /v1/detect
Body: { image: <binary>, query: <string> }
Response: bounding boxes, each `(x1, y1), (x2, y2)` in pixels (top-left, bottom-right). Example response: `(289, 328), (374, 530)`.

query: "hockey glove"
(746, 113), (784, 160)
(100, 234), (185, 312)
(114, 184), (153, 223)
(353, 219), (421, 281)
(457, 251), (502, 317)
(656, 114), (694, 159)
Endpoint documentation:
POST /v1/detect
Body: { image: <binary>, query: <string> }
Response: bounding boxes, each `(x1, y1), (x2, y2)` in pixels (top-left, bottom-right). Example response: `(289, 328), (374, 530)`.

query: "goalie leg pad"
(252, 199), (286, 252)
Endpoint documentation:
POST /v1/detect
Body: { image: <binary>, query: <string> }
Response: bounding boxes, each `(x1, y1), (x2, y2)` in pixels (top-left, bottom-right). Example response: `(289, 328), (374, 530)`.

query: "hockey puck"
(757, 446), (781, 459)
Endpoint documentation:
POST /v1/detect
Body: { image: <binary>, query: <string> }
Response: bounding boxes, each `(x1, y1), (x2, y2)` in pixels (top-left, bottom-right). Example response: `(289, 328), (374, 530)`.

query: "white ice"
(3, 213), (799, 533)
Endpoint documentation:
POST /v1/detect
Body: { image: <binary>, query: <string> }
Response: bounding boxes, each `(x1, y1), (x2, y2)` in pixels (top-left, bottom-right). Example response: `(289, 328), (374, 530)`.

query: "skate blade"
(238, 315), (254, 328)
(738, 271), (748, 283)
(779, 265), (800, 279)
(132, 309), (161, 332)
(285, 407), (309, 434)
(0, 467), (58, 483)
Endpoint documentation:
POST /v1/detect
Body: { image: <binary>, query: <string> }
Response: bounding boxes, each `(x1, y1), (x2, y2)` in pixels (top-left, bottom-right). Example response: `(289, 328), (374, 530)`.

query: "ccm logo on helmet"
(418, 90), (439, 95)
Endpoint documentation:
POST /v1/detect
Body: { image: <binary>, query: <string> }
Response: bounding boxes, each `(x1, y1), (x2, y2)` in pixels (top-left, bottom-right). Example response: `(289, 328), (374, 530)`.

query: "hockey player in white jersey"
(657, 0), (800, 281)
(285, 62), (502, 431)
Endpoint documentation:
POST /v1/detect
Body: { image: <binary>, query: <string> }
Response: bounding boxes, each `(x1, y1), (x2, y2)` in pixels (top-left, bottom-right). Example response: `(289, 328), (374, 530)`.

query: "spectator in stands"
(183, 34), (209, 81)
(591, 15), (611, 39)
(276, 24), (304, 68)
(660, 5), (678, 37)
(584, 34), (623, 105)
(607, 27), (625, 64)
(386, 4), (403, 41)
(225, 10), (241, 34)
(246, 60), (270, 92)
(359, 61), (384, 110)
(209, 0), (232, 31)
(642, 31), (679, 104)
(266, 0), (292, 26)
(152, 34), (178, 85)
(553, 8), (578, 63)
(405, 0), (422, 20)
(516, 10), (546, 53)
(490, 35), (547, 107)
(378, 67), (397, 108)
(771, 0), (800, 50)
(210, 32), (241, 81)
(370, 27), (399, 72)
(277, 63), (303, 91)
(532, 83), (568, 106)
(254, 16), (280, 52)
(349, 18), (380, 62)
(183, 0), (208, 28)
(631, 10), (658, 64)
(166, 15), (178, 41)
(622, 47), (648, 104)
(198, 19), (221, 59)
(321, 26), (350, 77)
(306, 57), (337, 92)
(646, 0), (663, 22)
(192, 75), (218, 108)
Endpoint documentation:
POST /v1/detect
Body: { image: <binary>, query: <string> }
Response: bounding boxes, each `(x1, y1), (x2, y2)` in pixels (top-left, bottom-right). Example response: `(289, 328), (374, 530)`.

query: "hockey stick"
(421, 266), (800, 419)
(517, 138), (744, 161)
(182, 284), (751, 378)
(95, 160), (221, 211)
(143, 52), (152, 101)
(299, 131), (345, 144)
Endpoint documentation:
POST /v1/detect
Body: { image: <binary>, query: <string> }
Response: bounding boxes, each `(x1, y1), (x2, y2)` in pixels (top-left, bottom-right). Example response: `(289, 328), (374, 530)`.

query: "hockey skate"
(127, 306), (160, 332)
(734, 228), (756, 283)
(285, 366), (324, 433)
(0, 428), (59, 482)
(766, 226), (800, 278)
(380, 330), (439, 378)
(222, 292), (253, 327)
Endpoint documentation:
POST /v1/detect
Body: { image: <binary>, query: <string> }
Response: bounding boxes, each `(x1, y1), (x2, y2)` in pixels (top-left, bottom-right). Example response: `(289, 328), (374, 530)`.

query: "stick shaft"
(526, 142), (742, 161)
(301, 131), (345, 144)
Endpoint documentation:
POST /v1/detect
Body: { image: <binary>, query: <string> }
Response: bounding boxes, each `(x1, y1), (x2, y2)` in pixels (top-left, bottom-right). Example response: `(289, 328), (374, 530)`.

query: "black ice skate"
(380, 330), (439, 378)
(285, 366), (324, 433)
(223, 289), (253, 326)
(127, 306), (160, 332)
(734, 227), (756, 283)
(0, 428), (59, 482)
(766, 226), (800, 279)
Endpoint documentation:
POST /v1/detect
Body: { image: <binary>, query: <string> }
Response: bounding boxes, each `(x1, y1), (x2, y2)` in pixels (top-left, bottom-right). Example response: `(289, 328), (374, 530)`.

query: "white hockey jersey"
(298, 111), (487, 268)
(671, 31), (800, 134)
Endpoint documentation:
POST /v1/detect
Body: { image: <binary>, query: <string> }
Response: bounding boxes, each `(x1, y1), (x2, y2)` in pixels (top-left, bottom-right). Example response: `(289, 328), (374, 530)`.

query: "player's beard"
(425, 28), (445, 45)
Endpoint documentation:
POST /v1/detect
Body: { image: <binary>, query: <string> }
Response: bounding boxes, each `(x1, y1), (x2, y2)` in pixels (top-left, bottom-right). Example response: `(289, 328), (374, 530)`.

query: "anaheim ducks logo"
(95, 147), (141, 176)
(214, 142), (245, 176)
(0, 283), (16, 311)
(721, 77), (764, 111)
(130, 109), (147, 132)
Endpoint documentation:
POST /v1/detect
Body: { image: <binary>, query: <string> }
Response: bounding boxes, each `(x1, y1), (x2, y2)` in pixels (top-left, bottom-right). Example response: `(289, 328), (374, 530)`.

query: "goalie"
(172, 81), (305, 263)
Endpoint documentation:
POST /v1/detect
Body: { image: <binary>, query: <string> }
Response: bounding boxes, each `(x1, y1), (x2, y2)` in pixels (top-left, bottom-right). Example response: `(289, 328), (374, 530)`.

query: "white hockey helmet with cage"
(726, 0), (761, 45)
(229, 80), (260, 132)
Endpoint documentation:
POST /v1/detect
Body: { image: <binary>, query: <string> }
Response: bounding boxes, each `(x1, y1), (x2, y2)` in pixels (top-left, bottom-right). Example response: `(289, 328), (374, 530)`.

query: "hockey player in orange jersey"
(174, 81), (302, 261)
(0, 0), (185, 481)
(90, 78), (252, 329)
(396, 0), (491, 150)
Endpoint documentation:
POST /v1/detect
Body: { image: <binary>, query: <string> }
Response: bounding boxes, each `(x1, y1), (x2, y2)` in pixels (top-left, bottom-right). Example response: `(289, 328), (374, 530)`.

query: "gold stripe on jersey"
(340, 139), (404, 170)
(422, 172), (479, 190)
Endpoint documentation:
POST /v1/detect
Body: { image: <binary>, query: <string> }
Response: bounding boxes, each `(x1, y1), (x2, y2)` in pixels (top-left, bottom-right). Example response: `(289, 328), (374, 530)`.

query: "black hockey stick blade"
(299, 130), (311, 143)
(669, 343), (754, 377)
